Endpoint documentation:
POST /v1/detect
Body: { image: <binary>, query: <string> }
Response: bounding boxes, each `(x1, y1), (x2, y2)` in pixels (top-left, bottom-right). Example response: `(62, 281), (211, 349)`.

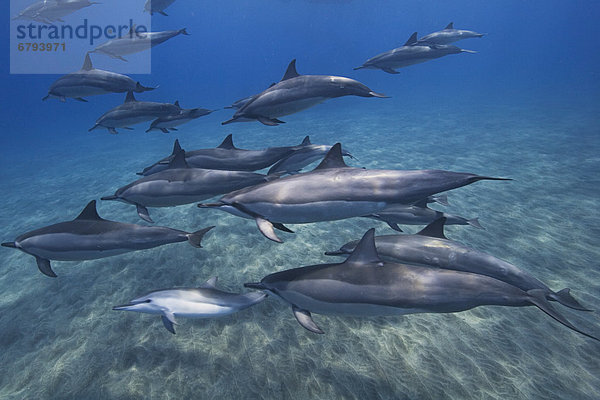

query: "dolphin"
(89, 92), (182, 134)
(113, 277), (267, 334)
(325, 218), (590, 312)
(144, 0), (176, 16)
(224, 94), (260, 110)
(138, 135), (310, 176)
(92, 27), (189, 61)
(245, 229), (599, 341)
(12, 0), (98, 24)
(0, 201), (213, 278)
(102, 148), (280, 222)
(267, 139), (354, 175)
(416, 22), (485, 46)
(146, 107), (214, 133)
(222, 59), (388, 126)
(198, 144), (510, 243)
(43, 53), (155, 102)
(363, 198), (482, 231)
(354, 32), (476, 74)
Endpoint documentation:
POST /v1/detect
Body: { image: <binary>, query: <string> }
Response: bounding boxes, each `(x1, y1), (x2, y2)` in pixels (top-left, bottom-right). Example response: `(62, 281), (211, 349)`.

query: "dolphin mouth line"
(324, 250), (345, 256)
(112, 301), (142, 310)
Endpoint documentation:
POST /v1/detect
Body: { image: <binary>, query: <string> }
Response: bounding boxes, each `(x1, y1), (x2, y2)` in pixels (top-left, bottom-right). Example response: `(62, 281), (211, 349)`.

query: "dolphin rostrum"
(199, 144), (510, 242)
(363, 198), (482, 231)
(43, 53), (155, 103)
(1, 201), (213, 278)
(139, 135), (310, 176)
(245, 229), (599, 341)
(12, 0), (98, 24)
(146, 107), (214, 133)
(416, 22), (485, 46)
(267, 138), (354, 176)
(89, 91), (182, 134)
(325, 218), (590, 311)
(354, 32), (476, 74)
(144, 0), (176, 16)
(113, 277), (267, 334)
(102, 148), (280, 222)
(222, 59), (388, 126)
(92, 27), (189, 61)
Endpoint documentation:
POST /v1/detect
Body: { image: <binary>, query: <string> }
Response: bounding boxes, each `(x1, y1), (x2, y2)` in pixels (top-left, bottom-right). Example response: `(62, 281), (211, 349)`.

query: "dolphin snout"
(112, 303), (134, 311)
(368, 91), (389, 98)
(101, 195), (118, 201)
(324, 250), (345, 256)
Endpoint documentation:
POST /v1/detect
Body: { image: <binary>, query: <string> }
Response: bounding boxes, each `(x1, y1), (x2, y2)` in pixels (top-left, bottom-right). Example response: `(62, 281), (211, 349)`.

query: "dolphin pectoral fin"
(160, 128), (169, 133)
(386, 222), (403, 232)
(42, 94), (50, 101)
(136, 205), (153, 223)
(271, 118), (286, 124)
(187, 226), (215, 248)
(292, 305), (324, 334)
(108, 128), (118, 134)
(36, 257), (57, 278)
(74, 97), (88, 102)
(158, 11), (168, 16)
(170, 127), (178, 131)
(527, 289), (599, 342)
(257, 116), (281, 126)
(161, 312), (177, 334)
(381, 67), (399, 75)
(549, 288), (593, 312)
(60, 96), (66, 102)
(272, 223), (294, 233)
(256, 218), (283, 243)
(467, 218), (484, 229)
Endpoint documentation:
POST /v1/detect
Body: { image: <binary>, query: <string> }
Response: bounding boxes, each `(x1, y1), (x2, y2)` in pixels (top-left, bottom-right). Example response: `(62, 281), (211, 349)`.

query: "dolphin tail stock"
(179, 28), (190, 36)
(527, 289), (599, 342)
(186, 226), (215, 248)
(467, 218), (484, 229)
(548, 288), (593, 312)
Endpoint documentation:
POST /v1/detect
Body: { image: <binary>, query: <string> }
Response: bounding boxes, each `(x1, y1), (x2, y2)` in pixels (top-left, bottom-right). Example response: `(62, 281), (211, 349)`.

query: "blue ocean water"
(1, 0), (599, 399)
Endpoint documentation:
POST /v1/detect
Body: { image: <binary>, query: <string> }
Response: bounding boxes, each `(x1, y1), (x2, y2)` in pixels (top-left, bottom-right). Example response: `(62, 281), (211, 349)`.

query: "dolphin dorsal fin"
(313, 143), (348, 170)
(404, 32), (418, 46)
(268, 82), (277, 88)
(417, 217), (448, 239)
(445, 22), (454, 30)
(281, 59), (300, 81)
(174, 100), (181, 108)
(126, 24), (137, 38)
(82, 53), (93, 71)
(218, 134), (236, 149)
(172, 139), (182, 155)
(345, 229), (383, 266)
(300, 136), (311, 145)
(168, 149), (189, 169)
(124, 91), (136, 103)
(199, 277), (218, 289)
(74, 200), (103, 221)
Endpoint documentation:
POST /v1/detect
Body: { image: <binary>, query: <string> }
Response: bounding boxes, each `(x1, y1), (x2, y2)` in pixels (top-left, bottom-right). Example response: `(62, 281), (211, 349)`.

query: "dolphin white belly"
(243, 200), (387, 223)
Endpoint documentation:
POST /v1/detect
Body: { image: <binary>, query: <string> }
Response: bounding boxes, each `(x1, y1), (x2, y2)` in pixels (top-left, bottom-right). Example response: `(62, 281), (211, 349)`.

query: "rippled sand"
(0, 100), (599, 399)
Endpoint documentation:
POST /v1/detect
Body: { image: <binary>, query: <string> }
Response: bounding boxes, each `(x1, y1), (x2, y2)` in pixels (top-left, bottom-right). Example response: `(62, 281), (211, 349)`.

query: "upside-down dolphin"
(103, 148), (279, 222)
(245, 229), (599, 341)
(222, 59), (388, 126)
(1, 201), (213, 277)
(146, 107), (214, 133)
(199, 144), (510, 242)
(89, 91), (181, 134)
(354, 32), (476, 74)
(12, 0), (98, 24)
(113, 277), (267, 334)
(43, 53), (155, 102)
(144, 0), (176, 16)
(267, 139), (354, 175)
(416, 22), (485, 46)
(363, 198), (482, 231)
(138, 135), (309, 176)
(92, 27), (189, 61)
(325, 218), (590, 311)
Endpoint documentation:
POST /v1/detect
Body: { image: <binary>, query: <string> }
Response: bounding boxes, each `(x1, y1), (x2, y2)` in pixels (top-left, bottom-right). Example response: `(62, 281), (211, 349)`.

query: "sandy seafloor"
(0, 96), (599, 399)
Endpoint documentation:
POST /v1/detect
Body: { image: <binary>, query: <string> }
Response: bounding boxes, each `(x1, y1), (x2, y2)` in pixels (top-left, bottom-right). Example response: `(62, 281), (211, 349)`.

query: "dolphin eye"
(144, 299), (151, 303)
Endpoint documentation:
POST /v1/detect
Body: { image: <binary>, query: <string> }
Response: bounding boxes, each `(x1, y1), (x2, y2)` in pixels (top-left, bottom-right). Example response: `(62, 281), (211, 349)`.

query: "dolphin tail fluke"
(293, 305), (324, 334)
(527, 289), (599, 342)
(36, 256), (57, 278)
(187, 226), (215, 248)
(256, 218), (283, 243)
(1, 242), (16, 248)
(549, 288), (593, 312)
(467, 218), (484, 229)
(136, 205), (153, 223)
